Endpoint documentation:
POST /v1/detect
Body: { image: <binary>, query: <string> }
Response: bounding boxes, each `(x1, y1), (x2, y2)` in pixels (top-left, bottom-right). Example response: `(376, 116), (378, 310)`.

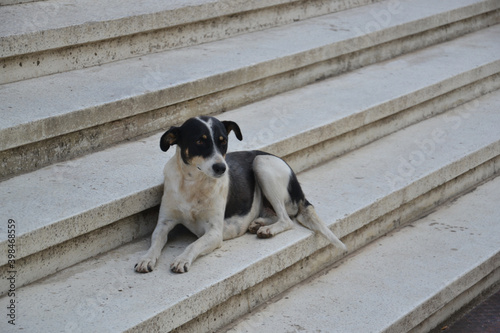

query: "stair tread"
(1, 25), (500, 265)
(2, 90), (499, 332)
(224, 175), (500, 333)
(0, 0), (280, 57)
(1, 0), (496, 151)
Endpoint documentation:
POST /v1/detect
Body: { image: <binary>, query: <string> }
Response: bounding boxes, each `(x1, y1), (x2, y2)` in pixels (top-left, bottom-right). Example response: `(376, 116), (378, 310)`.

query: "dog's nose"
(212, 163), (226, 176)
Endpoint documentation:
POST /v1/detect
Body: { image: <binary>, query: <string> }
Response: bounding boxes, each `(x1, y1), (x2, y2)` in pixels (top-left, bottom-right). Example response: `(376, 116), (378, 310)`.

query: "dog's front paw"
(257, 226), (274, 238)
(135, 257), (157, 273)
(171, 257), (191, 273)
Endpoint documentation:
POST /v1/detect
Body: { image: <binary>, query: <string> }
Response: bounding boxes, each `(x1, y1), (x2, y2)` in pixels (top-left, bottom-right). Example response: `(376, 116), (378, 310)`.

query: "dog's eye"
(219, 136), (227, 145)
(196, 135), (208, 145)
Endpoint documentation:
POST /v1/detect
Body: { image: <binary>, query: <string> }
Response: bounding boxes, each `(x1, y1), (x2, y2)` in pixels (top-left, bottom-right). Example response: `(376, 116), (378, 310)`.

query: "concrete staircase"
(0, 0), (499, 331)
(223, 176), (500, 333)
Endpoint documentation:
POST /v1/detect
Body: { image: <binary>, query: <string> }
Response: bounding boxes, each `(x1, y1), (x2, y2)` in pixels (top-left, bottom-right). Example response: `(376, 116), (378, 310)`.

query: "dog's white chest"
(174, 181), (218, 217)
(161, 160), (228, 233)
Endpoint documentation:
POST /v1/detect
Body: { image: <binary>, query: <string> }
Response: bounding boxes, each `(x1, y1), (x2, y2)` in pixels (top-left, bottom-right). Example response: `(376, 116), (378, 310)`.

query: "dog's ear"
(222, 121), (243, 141)
(160, 126), (180, 152)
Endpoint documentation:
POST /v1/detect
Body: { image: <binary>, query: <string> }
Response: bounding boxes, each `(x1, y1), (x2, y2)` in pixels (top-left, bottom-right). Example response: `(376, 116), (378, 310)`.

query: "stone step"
(1, 25), (500, 295)
(2, 0), (498, 179)
(1, 89), (499, 332)
(1, 0), (370, 84)
(222, 175), (500, 333)
(0, 0), (37, 6)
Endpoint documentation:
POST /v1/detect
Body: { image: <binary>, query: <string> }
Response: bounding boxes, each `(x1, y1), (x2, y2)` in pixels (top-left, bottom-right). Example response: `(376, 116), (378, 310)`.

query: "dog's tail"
(296, 200), (347, 251)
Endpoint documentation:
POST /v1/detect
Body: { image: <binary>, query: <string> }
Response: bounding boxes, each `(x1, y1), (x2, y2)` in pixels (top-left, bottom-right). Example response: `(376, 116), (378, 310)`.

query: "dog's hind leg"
(248, 216), (278, 234)
(252, 155), (297, 238)
(253, 154), (347, 251)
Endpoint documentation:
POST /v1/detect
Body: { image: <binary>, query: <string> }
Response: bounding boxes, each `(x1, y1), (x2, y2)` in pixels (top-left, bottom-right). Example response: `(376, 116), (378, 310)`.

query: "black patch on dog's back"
(288, 170), (307, 205)
(225, 150), (270, 218)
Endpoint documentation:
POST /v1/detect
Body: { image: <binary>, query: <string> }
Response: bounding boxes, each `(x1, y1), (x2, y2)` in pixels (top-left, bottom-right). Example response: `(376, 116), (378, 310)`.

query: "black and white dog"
(135, 116), (346, 273)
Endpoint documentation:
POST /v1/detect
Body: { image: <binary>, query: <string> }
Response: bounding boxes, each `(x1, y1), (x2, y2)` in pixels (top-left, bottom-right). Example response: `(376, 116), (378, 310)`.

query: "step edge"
(2, 131), (499, 331)
(127, 159), (500, 332)
(0, 0), (299, 58)
(2, 75), (498, 292)
(1, 70), (499, 266)
(386, 252), (500, 333)
(2, 0), (497, 151)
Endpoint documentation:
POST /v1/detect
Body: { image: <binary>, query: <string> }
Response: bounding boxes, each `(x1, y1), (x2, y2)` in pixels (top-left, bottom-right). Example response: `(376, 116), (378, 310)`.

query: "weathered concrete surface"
(0, 0), (377, 83)
(1, 1), (499, 331)
(1, 28), (500, 292)
(1, 89), (498, 331)
(224, 176), (500, 333)
(2, 0), (498, 151)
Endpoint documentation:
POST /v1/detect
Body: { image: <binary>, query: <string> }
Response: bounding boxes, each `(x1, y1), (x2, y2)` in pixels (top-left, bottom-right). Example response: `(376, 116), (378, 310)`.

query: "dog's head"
(160, 116), (242, 178)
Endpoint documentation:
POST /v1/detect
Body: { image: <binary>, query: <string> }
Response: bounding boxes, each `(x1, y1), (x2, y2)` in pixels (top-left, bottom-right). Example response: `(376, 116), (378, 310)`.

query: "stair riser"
(394, 258), (500, 333)
(1, 0), (300, 58)
(0, 178), (163, 268)
(0, 207), (158, 297)
(133, 158), (500, 332)
(1, 0), (377, 85)
(4, 6), (499, 157)
(175, 246), (500, 333)
(345, 157), (500, 252)
(0, 0), (39, 6)
(3, 12), (499, 181)
(287, 73), (500, 173)
(341, 146), (500, 240)
(409, 267), (500, 333)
